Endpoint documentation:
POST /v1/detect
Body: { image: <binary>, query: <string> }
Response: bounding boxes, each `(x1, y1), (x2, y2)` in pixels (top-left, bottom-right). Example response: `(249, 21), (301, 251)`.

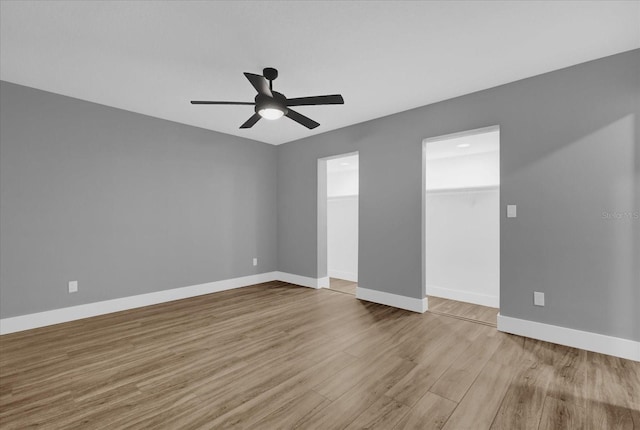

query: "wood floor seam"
(427, 389), (460, 404)
(427, 308), (497, 327)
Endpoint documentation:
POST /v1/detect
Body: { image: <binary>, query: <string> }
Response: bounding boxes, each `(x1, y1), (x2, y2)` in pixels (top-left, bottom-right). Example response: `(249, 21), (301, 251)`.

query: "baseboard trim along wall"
(275, 272), (330, 289)
(497, 314), (640, 362)
(427, 285), (499, 308)
(328, 270), (358, 283)
(0, 271), (332, 335)
(356, 287), (428, 313)
(0, 272), (279, 335)
(7, 276), (637, 363)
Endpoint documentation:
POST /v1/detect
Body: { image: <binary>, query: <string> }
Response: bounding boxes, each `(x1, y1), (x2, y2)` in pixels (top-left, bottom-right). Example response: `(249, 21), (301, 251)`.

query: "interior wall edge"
(356, 286), (428, 313)
(276, 271), (330, 289)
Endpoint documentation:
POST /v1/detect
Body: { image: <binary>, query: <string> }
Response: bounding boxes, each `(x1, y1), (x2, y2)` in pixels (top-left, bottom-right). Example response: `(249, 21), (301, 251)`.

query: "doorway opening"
(318, 153), (359, 296)
(423, 126), (500, 325)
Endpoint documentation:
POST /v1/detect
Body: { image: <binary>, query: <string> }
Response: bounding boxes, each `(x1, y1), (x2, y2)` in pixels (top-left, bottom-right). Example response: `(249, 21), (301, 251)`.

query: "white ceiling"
(426, 130), (499, 161)
(1, 1), (638, 145)
(327, 154), (359, 173)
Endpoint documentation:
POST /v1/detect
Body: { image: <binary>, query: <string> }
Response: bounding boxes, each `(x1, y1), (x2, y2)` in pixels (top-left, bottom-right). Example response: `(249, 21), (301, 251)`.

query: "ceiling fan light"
(258, 107), (284, 120)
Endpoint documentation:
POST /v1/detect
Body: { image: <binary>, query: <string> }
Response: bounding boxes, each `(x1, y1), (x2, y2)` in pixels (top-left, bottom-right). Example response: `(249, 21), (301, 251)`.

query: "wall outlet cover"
(68, 280), (78, 293)
(507, 204), (517, 218)
(534, 291), (545, 306)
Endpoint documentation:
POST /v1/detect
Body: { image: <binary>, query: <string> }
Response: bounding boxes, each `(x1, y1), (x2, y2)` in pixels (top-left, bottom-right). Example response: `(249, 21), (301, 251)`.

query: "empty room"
(1, 1), (638, 429)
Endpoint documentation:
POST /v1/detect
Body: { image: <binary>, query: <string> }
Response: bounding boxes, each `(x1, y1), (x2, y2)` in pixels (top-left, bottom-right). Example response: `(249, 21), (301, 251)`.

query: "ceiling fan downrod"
(263, 67), (278, 91)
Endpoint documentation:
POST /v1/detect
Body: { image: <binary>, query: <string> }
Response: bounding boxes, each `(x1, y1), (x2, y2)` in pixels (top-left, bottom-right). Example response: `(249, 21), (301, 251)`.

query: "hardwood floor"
(1, 281), (638, 429)
(427, 296), (498, 326)
(329, 278), (357, 295)
(329, 278), (498, 327)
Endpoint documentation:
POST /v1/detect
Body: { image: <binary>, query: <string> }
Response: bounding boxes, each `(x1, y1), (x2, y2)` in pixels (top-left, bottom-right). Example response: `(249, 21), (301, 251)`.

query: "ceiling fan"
(191, 67), (344, 130)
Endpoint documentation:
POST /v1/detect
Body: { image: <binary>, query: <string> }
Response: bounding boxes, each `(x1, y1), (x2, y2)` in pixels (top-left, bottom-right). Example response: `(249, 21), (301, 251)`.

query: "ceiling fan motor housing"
(255, 92), (288, 115)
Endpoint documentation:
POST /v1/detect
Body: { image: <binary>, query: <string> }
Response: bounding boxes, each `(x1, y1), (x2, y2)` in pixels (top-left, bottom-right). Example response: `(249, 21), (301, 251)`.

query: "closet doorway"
(424, 126), (500, 325)
(324, 153), (359, 295)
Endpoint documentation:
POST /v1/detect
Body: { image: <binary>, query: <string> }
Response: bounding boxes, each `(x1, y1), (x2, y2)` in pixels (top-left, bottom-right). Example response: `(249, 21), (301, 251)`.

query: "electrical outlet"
(252, 258), (257, 266)
(534, 291), (545, 306)
(507, 204), (517, 218)
(68, 280), (78, 293)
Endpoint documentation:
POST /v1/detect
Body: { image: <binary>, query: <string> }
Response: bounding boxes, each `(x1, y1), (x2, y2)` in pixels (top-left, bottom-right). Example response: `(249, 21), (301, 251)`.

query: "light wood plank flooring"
(428, 296), (498, 326)
(329, 278), (357, 295)
(1, 281), (638, 429)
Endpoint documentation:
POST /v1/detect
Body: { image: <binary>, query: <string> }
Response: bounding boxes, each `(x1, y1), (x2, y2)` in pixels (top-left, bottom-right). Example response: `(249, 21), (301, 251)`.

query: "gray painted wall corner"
(0, 81), (278, 318)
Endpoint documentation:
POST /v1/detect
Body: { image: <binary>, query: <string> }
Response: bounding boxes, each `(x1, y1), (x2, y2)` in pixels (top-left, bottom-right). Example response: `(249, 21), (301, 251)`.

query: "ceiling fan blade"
(286, 108), (320, 129)
(286, 94), (344, 106)
(239, 113), (261, 129)
(191, 101), (254, 105)
(244, 73), (272, 97)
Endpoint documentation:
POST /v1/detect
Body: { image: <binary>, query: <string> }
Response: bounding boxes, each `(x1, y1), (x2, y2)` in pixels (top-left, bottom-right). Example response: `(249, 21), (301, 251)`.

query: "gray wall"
(0, 81), (277, 318)
(2, 50), (638, 342)
(277, 49), (639, 341)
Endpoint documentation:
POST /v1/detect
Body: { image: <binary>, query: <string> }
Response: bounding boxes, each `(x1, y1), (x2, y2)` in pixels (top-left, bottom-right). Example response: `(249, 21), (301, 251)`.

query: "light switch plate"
(534, 291), (545, 306)
(507, 205), (517, 218)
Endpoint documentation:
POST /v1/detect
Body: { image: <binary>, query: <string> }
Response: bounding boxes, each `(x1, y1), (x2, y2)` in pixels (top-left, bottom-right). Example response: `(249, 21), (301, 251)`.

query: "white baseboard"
(328, 269), (358, 283)
(0, 272), (280, 335)
(0, 271), (414, 335)
(318, 277), (330, 288)
(427, 285), (499, 308)
(276, 271), (329, 289)
(356, 287), (427, 313)
(497, 314), (640, 362)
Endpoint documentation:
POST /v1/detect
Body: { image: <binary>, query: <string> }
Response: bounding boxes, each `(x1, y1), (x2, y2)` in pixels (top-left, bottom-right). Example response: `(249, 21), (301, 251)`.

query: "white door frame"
(317, 151), (359, 285)
(422, 125), (500, 306)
